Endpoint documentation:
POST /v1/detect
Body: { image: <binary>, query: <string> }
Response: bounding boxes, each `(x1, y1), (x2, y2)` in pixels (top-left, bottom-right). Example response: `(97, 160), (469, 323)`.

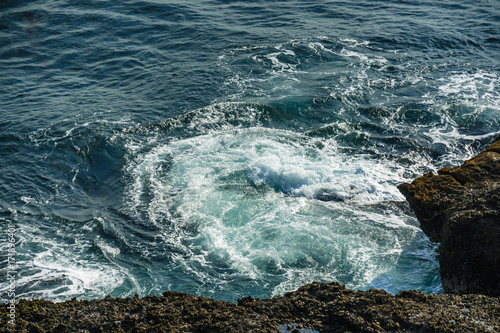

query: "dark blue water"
(1, 0), (499, 303)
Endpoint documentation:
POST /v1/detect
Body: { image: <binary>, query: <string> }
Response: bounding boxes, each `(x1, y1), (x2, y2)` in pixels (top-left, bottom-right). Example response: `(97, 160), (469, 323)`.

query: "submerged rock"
(1, 282), (499, 332)
(398, 137), (500, 296)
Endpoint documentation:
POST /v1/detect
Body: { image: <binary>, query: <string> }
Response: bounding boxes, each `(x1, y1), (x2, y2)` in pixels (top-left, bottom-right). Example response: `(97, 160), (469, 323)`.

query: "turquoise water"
(1, 0), (499, 302)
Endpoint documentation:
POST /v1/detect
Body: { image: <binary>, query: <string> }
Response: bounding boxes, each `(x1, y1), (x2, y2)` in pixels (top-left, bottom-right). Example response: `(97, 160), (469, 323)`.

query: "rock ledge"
(2, 282), (500, 332)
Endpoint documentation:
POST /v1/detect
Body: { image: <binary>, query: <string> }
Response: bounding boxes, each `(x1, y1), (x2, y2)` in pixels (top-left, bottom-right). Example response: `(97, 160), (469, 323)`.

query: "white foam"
(124, 126), (427, 297)
(27, 248), (123, 299)
(218, 37), (394, 104)
(338, 38), (370, 47)
(0, 219), (132, 301)
(437, 70), (500, 108)
(96, 238), (121, 258)
(252, 48), (301, 73)
(245, 134), (402, 202)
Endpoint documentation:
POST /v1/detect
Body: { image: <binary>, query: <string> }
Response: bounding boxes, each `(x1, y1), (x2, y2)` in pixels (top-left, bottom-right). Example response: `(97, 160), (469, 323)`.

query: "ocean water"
(1, 0), (499, 303)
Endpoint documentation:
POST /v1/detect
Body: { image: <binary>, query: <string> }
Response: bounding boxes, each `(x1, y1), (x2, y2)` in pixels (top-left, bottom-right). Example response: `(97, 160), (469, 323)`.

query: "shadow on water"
(363, 239), (442, 294)
(357, 200), (442, 294)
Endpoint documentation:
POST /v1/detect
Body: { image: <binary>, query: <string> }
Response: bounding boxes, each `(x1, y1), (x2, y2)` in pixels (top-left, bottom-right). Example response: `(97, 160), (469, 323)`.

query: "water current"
(1, 0), (499, 302)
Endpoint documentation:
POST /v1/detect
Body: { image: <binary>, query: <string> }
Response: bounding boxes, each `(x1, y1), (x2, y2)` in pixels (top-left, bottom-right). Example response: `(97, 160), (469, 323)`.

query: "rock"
(398, 137), (500, 296)
(2, 282), (499, 332)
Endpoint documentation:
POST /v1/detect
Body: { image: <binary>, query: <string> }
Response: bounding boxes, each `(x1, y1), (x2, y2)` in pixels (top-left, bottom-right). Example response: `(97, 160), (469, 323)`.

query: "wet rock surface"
(398, 137), (500, 296)
(2, 282), (500, 332)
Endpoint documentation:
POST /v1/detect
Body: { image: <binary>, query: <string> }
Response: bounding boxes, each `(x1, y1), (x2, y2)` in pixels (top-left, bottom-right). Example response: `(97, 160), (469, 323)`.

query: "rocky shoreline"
(1, 282), (499, 332)
(2, 138), (499, 332)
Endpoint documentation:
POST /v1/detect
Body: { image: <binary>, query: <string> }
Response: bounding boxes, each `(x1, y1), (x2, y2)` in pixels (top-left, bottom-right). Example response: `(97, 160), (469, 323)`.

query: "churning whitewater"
(121, 102), (443, 301)
(125, 119), (431, 299)
(1, 0), (499, 303)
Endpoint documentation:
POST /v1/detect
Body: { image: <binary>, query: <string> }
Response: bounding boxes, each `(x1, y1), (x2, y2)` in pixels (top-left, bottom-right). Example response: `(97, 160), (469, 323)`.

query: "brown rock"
(486, 139), (500, 154)
(398, 137), (500, 296)
(2, 282), (499, 333)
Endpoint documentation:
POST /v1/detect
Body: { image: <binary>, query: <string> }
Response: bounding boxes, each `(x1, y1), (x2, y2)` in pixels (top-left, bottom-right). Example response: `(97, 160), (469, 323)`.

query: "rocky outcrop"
(398, 138), (500, 296)
(2, 282), (500, 333)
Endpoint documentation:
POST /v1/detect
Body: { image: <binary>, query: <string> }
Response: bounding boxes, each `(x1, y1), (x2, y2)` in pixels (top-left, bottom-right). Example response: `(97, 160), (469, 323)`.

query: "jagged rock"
(398, 137), (500, 296)
(2, 282), (500, 332)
